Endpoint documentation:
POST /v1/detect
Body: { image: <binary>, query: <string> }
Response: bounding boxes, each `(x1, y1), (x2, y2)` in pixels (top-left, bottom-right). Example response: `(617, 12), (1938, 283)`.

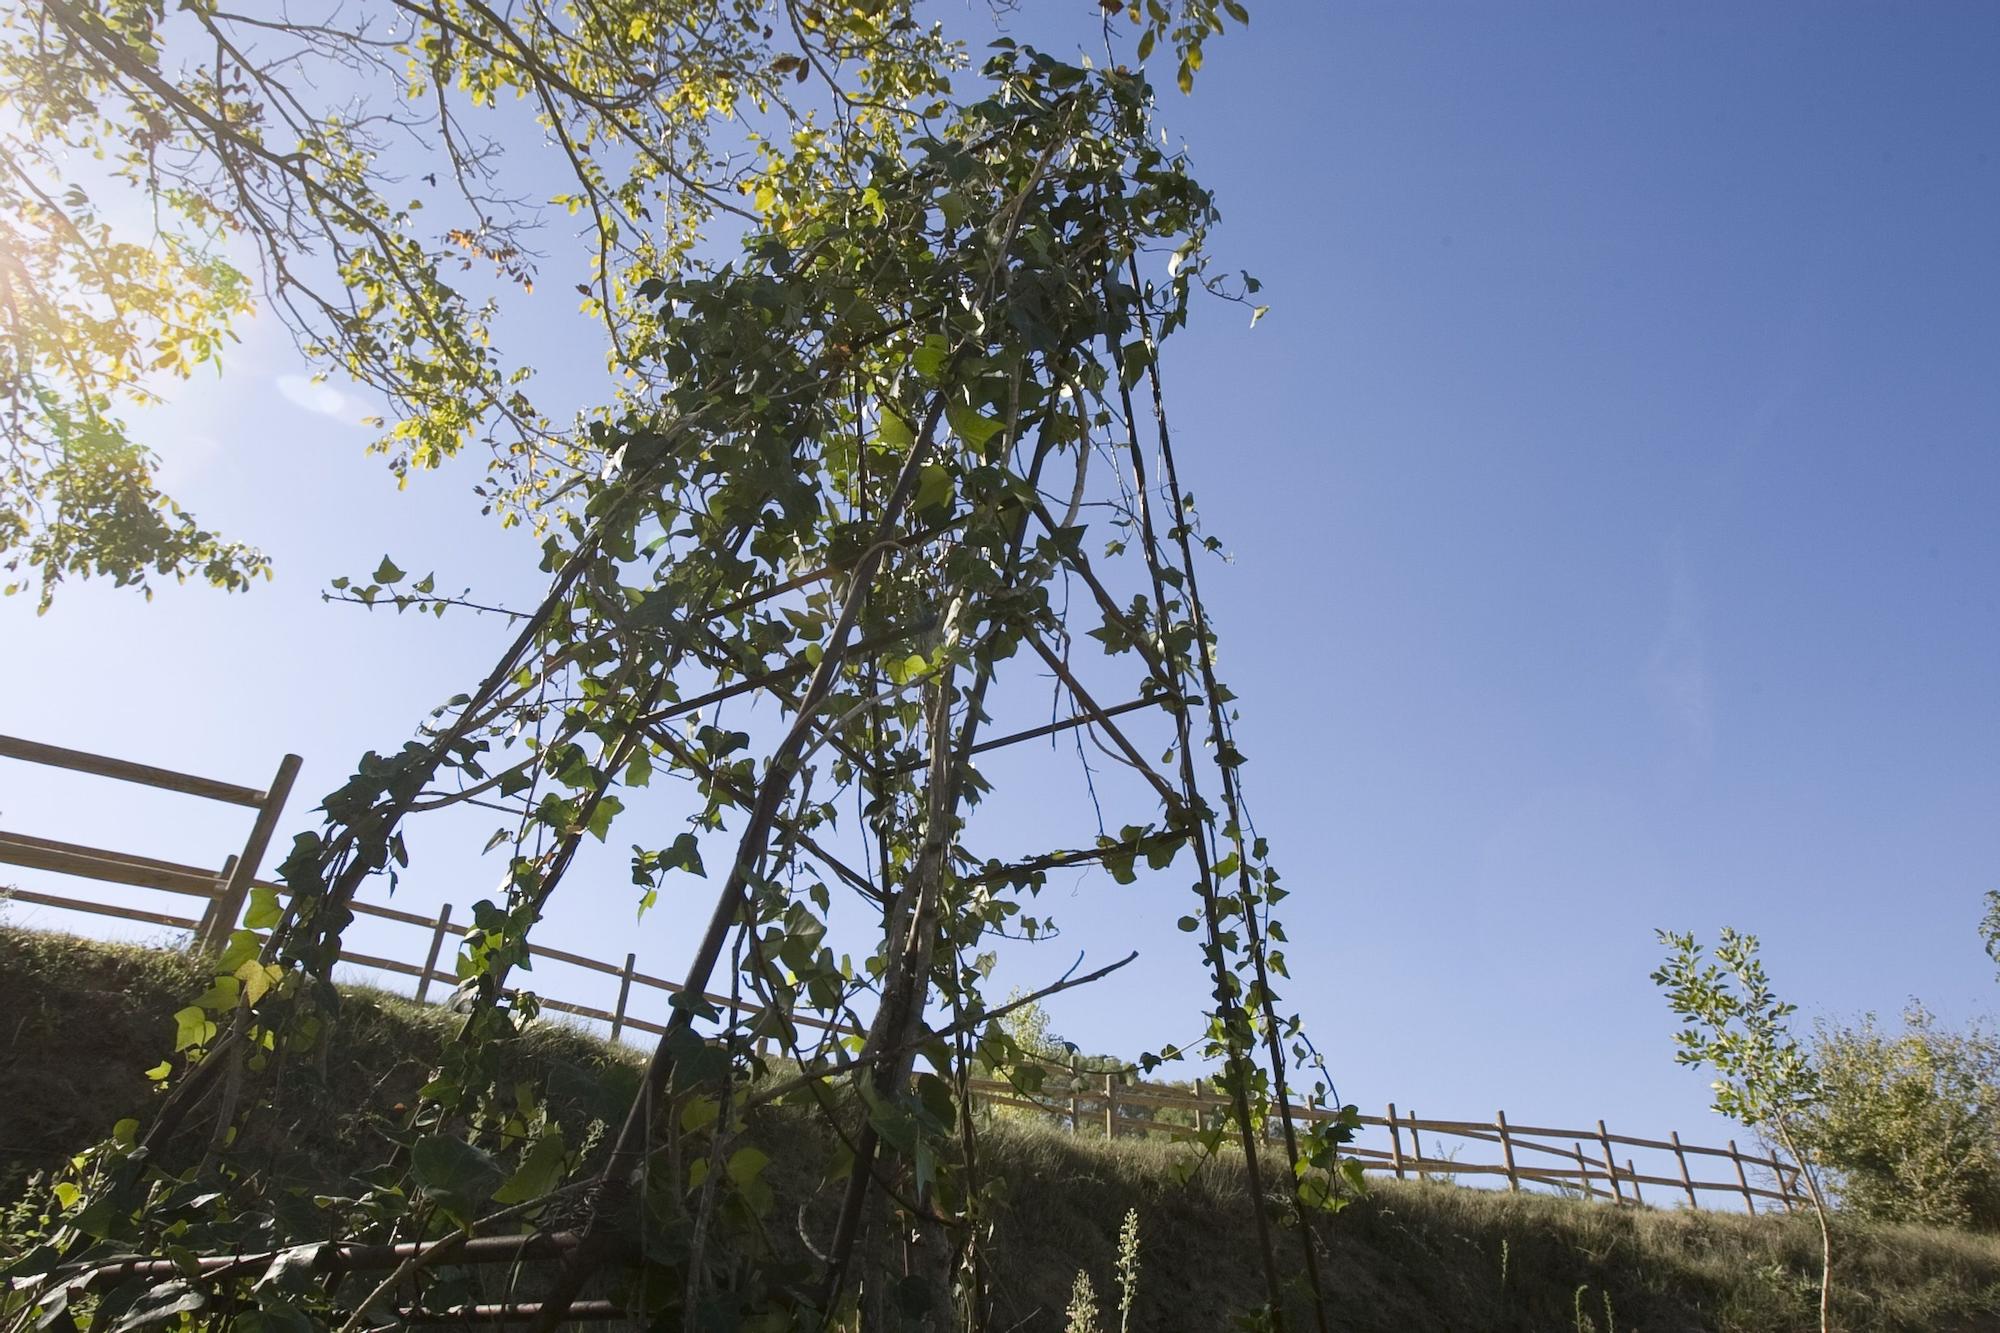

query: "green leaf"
(877, 410), (916, 448)
(234, 960), (282, 1005)
(111, 1280), (205, 1331)
(492, 1130), (568, 1205)
(913, 463), (954, 513)
(243, 883), (282, 930)
(372, 555), (404, 584)
(173, 1005), (216, 1052)
(726, 1145), (770, 1189)
(945, 397), (1002, 449)
(911, 334), (950, 382)
(411, 1135), (505, 1223)
(584, 793), (624, 842)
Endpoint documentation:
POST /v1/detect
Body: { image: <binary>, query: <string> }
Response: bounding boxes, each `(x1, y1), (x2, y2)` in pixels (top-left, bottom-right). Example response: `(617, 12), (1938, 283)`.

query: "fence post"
(1596, 1120), (1624, 1204)
(1496, 1110), (1520, 1192)
(1104, 1073), (1117, 1140)
(1670, 1130), (1698, 1209)
(1771, 1151), (1800, 1214)
(1729, 1140), (1756, 1214)
(610, 951), (637, 1042)
(1069, 1080), (1081, 1136)
(1387, 1103), (1405, 1180)
(191, 854), (239, 951)
(1409, 1109), (1428, 1182)
(1571, 1142), (1596, 1200)
(1626, 1159), (1645, 1206)
(199, 753), (302, 956)
(414, 903), (454, 1004)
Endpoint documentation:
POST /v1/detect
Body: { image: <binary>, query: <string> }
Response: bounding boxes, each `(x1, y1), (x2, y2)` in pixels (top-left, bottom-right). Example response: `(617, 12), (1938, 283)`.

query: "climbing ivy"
(1, 9), (1358, 1333)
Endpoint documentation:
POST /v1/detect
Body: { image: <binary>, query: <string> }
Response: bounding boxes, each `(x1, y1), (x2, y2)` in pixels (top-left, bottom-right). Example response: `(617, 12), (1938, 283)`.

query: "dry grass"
(7, 927), (2000, 1331)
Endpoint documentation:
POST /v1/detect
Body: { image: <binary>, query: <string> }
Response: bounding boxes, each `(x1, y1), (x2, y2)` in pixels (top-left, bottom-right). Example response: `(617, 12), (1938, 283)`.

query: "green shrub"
(1803, 1004), (2000, 1230)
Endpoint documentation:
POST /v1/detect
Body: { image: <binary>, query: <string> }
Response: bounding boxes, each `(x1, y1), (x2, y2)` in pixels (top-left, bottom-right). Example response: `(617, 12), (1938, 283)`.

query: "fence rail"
(2, 735), (1810, 1219)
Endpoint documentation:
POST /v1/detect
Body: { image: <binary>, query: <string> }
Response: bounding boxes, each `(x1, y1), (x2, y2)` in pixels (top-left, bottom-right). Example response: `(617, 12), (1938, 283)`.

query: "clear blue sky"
(3, 3), (1997, 1168)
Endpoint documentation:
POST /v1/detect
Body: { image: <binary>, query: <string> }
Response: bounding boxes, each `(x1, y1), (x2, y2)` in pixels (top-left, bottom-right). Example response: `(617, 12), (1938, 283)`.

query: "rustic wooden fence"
(1, 734), (1808, 1218)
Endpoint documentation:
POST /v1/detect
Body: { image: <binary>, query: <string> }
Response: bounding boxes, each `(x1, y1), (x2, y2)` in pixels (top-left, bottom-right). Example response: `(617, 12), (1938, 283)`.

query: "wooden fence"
(964, 1072), (1806, 1214)
(1, 734), (1809, 1218)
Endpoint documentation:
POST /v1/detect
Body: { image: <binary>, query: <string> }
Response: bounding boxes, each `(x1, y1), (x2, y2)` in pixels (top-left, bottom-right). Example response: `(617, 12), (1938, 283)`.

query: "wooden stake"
(1409, 1110), (1427, 1182)
(1194, 1078), (1206, 1134)
(1104, 1072), (1117, 1140)
(1729, 1139), (1756, 1214)
(1771, 1150), (1799, 1214)
(1387, 1103), (1405, 1180)
(1496, 1110), (1520, 1192)
(191, 855), (239, 952)
(609, 951), (636, 1042)
(1572, 1142), (1596, 1200)
(414, 903), (454, 1005)
(199, 752), (302, 956)
(1597, 1119), (1624, 1204)
(1627, 1159), (1645, 1206)
(1670, 1129), (1698, 1209)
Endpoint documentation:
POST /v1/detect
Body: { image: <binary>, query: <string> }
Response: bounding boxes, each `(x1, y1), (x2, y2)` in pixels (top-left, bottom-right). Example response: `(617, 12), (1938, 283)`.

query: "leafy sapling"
(1653, 927), (1834, 1333)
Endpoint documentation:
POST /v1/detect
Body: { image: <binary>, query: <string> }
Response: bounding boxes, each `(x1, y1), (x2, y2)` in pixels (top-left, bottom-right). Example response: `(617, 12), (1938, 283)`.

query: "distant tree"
(1654, 927), (1833, 1333)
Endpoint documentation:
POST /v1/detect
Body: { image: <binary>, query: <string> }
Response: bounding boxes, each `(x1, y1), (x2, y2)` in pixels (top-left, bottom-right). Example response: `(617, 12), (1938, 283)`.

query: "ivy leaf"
(877, 410), (916, 448)
(492, 1130), (568, 1206)
(945, 397), (1002, 449)
(110, 1279), (205, 1331)
(411, 1136), (505, 1224)
(913, 463), (954, 514)
(243, 883), (283, 930)
(911, 334), (950, 382)
(173, 1006), (216, 1052)
(372, 555), (404, 584)
(234, 960), (283, 1005)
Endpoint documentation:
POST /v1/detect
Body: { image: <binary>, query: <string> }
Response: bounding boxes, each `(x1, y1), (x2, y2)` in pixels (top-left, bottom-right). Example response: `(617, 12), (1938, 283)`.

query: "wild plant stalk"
(1066, 1271), (1102, 1333)
(1115, 1209), (1142, 1333)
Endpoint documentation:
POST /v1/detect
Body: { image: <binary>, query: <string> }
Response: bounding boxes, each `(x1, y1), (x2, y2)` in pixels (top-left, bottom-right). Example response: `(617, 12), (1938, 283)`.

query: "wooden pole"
(1409, 1109), (1427, 1182)
(1496, 1110), (1520, 1192)
(199, 752), (302, 955)
(1729, 1140), (1756, 1214)
(413, 903), (454, 1004)
(1104, 1073), (1117, 1141)
(1387, 1103), (1406, 1180)
(1670, 1130), (1699, 1209)
(1626, 1159), (1645, 1206)
(1193, 1078), (1206, 1134)
(1069, 1078), (1081, 1137)
(1572, 1142), (1596, 1200)
(609, 951), (637, 1043)
(1597, 1119), (1625, 1204)
(190, 854), (238, 951)
(1771, 1150), (1799, 1214)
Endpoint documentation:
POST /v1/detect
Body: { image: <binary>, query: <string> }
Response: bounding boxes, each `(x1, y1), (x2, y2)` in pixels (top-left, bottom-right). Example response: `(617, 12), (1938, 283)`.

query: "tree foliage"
(1802, 1005), (2000, 1231)
(0, 0), (1237, 607)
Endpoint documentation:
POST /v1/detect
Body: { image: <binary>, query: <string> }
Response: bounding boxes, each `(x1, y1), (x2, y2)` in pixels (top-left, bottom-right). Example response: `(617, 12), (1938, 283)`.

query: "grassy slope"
(6, 926), (2000, 1331)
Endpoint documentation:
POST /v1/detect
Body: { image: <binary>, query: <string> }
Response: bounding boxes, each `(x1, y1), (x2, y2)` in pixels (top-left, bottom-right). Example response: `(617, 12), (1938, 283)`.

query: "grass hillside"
(6, 925), (2000, 1331)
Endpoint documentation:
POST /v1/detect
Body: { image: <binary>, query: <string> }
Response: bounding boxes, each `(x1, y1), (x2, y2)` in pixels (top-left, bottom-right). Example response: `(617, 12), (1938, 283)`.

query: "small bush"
(1803, 1004), (2000, 1230)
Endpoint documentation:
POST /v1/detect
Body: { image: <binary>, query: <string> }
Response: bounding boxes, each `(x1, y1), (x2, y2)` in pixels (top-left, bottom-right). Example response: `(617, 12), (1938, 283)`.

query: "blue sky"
(3, 2), (1997, 1170)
